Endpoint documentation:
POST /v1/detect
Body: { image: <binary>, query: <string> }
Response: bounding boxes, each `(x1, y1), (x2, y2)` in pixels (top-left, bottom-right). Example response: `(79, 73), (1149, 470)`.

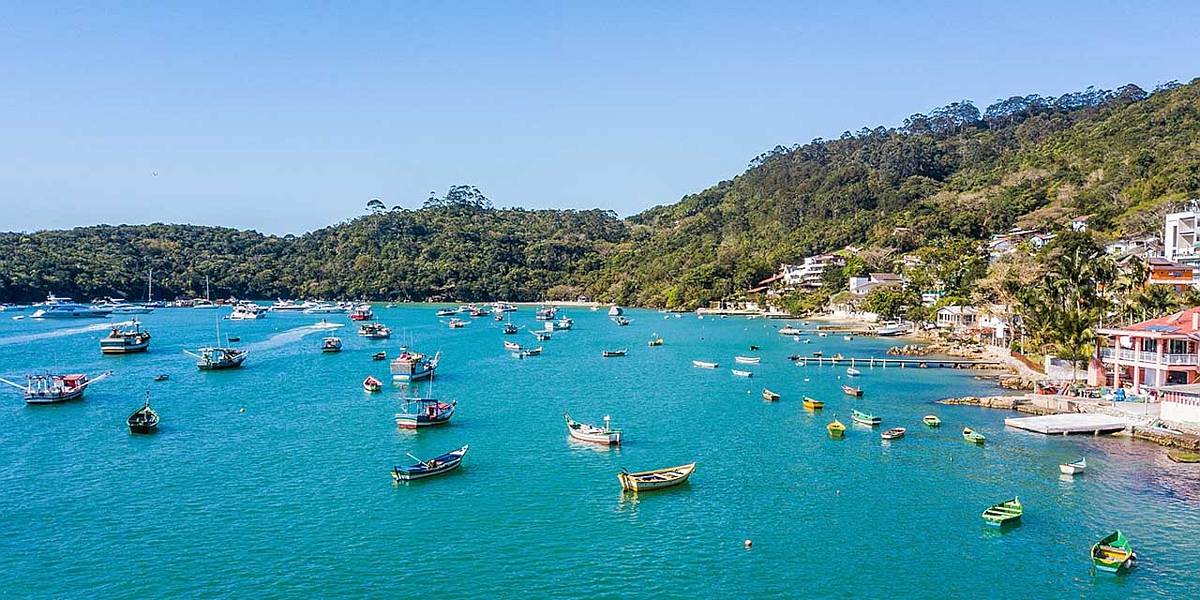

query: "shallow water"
(0, 307), (1197, 598)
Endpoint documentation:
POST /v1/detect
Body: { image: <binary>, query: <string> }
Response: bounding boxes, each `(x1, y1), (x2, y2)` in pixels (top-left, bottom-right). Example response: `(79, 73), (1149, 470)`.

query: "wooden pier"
(791, 356), (1002, 369)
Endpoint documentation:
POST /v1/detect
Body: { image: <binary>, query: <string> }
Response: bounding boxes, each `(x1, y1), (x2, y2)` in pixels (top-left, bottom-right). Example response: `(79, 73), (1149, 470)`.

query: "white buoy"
(744, 539), (753, 549)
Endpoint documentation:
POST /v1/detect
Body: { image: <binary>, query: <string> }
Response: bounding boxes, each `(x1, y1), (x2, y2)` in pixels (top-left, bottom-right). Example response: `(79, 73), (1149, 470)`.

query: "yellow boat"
(827, 419), (846, 437)
(803, 396), (824, 410)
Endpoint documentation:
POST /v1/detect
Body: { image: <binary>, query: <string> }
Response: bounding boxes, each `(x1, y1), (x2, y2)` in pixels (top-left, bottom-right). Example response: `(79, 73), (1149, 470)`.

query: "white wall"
(1163, 398), (1200, 425)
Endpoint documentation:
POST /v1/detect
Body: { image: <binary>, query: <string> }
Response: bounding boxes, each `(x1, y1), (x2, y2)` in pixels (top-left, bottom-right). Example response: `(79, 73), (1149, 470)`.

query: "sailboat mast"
(147, 269), (153, 303)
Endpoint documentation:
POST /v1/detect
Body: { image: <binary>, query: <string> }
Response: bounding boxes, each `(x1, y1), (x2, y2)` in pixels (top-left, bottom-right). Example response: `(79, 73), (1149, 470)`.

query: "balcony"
(1100, 348), (1199, 365)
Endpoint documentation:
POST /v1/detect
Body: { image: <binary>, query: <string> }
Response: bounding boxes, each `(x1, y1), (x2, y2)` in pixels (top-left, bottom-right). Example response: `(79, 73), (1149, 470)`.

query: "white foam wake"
(0, 320), (134, 347)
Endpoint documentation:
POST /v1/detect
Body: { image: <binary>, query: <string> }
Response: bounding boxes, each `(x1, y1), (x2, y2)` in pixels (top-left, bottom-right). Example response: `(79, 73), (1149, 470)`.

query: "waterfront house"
(1091, 307), (1200, 392)
(935, 306), (979, 331)
(781, 255), (846, 290)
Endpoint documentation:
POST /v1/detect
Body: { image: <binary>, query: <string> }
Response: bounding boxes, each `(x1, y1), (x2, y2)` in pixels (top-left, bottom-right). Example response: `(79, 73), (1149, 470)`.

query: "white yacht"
(30, 295), (112, 319)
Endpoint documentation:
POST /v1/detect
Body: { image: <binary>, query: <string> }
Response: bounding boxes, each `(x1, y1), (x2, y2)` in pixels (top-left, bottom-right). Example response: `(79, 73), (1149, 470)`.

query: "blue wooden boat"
(391, 445), (469, 481)
(390, 350), (440, 382)
(394, 398), (456, 429)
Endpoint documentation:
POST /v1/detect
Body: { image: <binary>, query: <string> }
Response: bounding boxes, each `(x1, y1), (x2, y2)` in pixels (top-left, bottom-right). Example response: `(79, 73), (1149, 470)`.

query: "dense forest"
(2, 79), (1199, 306)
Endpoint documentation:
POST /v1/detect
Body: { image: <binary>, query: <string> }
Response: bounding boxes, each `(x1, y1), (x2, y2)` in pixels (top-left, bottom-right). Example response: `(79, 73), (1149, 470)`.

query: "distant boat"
(876, 322), (909, 337)
(731, 369), (753, 377)
(110, 303), (153, 314)
(536, 306), (557, 321)
(372, 351), (387, 361)
(734, 356), (760, 364)
(514, 346), (543, 358)
(981, 497), (1023, 527)
(827, 419), (846, 437)
(127, 393), (160, 434)
(762, 389), (780, 402)
(186, 347), (248, 370)
(99, 320), (151, 354)
(531, 329), (551, 341)
(601, 349), (627, 357)
(923, 415), (942, 427)
(503, 323), (519, 335)
(391, 445), (469, 482)
(612, 316), (630, 326)
(843, 335), (854, 341)
(358, 323), (391, 339)
(851, 409), (881, 426)
(390, 350), (440, 382)
(321, 337), (343, 353)
(435, 308), (457, 317)
(564, 413), (621, 445)
(448, 318), (467, 329)
(617, 462), (695, 492)
(842, 385), (863, 397)
(648, 336), (664, 347)
(363, 376), (383, 393)
(1091, 530), (1137, 573)
(394, 397), (456, 429)
(692, 360), (718, 369)
(554, 317), (574, 330)
(350, 304), (374, 321)
(962, 427), (986, 444)
(0, 371), (112, 404)
(778, 326), (802, 335)
(228, 303), (266, 320)
(846, 367), (862, 377)
(30, 294), (112, 319)
(881, 427), (906, 440)
(803, 396), (824, 410)
(608, 305), (623, 317)
(1060, 457), (1087, 475)
(504, 341), (522, 352)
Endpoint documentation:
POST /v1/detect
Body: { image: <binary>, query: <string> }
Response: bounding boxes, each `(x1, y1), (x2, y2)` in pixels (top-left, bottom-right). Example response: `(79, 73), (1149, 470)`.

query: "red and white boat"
(0, 371), (112, 404)
(564, 413), (622, 445)
(349, 304), (374, 321)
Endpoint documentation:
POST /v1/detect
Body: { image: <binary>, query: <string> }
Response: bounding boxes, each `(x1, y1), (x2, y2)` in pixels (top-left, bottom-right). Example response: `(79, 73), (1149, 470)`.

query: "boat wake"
(0, 321), (134, 347)
(244, 324), (343, 353)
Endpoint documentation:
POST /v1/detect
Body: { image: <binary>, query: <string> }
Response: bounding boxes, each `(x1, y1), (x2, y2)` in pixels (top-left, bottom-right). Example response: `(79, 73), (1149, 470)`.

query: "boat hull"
(25, 389), (86, 404)
(618, 463), (695, 492)
(100, 341), (150, 354)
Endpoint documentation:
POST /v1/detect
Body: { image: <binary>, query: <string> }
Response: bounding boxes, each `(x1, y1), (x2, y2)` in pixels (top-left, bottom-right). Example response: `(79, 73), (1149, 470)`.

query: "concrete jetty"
(1004, 413), (1129, 435)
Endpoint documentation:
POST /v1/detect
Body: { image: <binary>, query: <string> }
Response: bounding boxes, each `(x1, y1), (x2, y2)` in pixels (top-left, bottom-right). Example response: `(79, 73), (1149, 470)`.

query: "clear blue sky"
(1, 1), (1197, 235)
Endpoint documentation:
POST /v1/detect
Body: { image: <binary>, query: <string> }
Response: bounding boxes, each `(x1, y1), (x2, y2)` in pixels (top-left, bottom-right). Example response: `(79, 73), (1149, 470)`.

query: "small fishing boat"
(372, 351), (387, 361)
(187, 347), (248, 370)
(391, 445), (469, 482)
(227, 336), (240, 342)
(531, 330), (551, 341)
(536, 306), (557, 321)
(923, 415), (942, 427)
(981, 497), (1023, 527)
(846, 367), (862, 377)
(1167, 449), (1200, 463)
(843, 335), (853, 341)
(1091, 530), (1137, 573)
(617, 463), (695, 492)
(812, 351), (823, 358)
(648, 336), (664, 347)
(564, 413), (622, 445)
(601, 349), (627, 357)
(494, 313), (505, 321)
(390, 350), (440, 381)
(692, 360), (718, 369)
(962, 427), (986, 444)
(348, 304), (373, 321)
(321, 337), (343, 353)
(778, 326), (802, 335)
(448, 318), (467, 329)
(612, 316), (630, 326)
(851, 409), (881, 427)
(0, 371), (112, 404)
(817, 332), (828, 337)
(503, 323), (519, 335)
(127, 393), (160, 434)
(803, 396), (824, 410)
(1060, 457), (1087, 475)
(749, 345), (759, 351)
(731, 369), (753, 377)
(842, 385), (863, 397)
(734, 356), (761, 364)
(363, 376), (383, 393)
(762, 389), (780, 401)
(99, 320), (152, 354)
(394, 398), (456, 429)
(153, 374), (169, 382)
(554, 317), (574, 330)
(358, 323), (391, 339)
(504, 341), (522, 352)
(881, 427), (906, 440)
(827, 419), (846, 437)
(515, 346), (543, 358)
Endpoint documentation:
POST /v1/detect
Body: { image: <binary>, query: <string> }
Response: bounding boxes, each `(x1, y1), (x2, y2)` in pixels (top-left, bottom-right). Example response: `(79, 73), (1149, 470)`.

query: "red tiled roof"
(1125, 307), (1200, 334)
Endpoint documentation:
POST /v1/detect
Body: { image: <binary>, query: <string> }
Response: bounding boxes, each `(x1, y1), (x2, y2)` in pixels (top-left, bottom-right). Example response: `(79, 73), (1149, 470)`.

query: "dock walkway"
(793, 356), (1002, 369)
(1004, 413), (1129, 435)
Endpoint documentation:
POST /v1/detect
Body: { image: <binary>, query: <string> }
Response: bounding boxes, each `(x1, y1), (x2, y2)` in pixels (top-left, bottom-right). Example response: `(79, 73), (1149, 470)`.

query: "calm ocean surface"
(1, 306), (1197, 598)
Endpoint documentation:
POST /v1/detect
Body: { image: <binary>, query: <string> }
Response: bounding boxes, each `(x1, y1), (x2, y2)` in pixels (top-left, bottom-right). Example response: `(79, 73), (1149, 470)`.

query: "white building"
(1159, 385), (1200, 426)
(1164, 210), (1200, 266)
(781, 255), (846, 290)
(935, 306), (980, 330)
(848, 273), (904, 296)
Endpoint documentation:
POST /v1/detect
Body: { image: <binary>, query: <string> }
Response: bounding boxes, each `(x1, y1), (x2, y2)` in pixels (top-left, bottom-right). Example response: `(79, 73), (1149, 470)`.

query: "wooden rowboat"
(391, 445), (469, 482)
(127, 394), (159, 434)
(881, 427), (906, 440)
(1060, 457), (1086, 475)
(692, 360), (718, 369)
(731, 369), (753, 377)
(802, 396), (824, 410)
(842, 385), (863, 397)
(734, 356), (761, 364)
(923, 415), (941, 427)
(564, 412), (621, 445)
(827, 419), (846, 437)
(762, 389), (780, 402)
(982, 496), (1023, 526)
(363, 376), (383, 393)
(601, 349), (628, 357)
(1091, 530), (1136, 573)
(851, 409), (881, 426)
(963, 427), (986, 444)
(846, 367), (862, 377)
(618, 462), (696, 492)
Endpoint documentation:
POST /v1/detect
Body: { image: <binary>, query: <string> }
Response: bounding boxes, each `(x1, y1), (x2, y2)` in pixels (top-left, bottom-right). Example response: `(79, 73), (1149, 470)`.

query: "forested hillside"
(2, 80), (1198, 306)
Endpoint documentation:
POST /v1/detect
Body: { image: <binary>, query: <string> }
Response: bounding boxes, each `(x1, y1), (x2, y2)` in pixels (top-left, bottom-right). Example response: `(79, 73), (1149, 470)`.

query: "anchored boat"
(358, 323), (391, 339)
(962, 427), (986, 444)
(503, 323), (519, 335)
(321, 337), (343, 353)
(648, 335), (664, 347)
(827, 419), (846, 437)
(127, 393), (160, 433)
(842, 384), (863, 397)
(881, 427), (906, 440)
(564, 413), (622, 445)
(982, 497), (1023, 527)
(1091, 530), (1136, 573)
(390, 350), (440, 382)
(731, 369), (753, 377)
(0, 371), (112, 404)
(803, 396), (824, 410)
(349, 304), (374, 321)
(187, 347), (248, 370)
(851, 409), (881, 426)
(1060, 457), (1087, 475)
(846, 367), (862, 377)
(394, 397), (456, 429)
(99, 320), (151, 354)
(391, 445), (469, 481)
(363, 376), (383, 393)
(923, 415), (942, 427)
(692, 360), (718, 369)
(504, 341), (522, 352)
(601, 349), (628, 357)
(734, 356), (761, 364)
(762, 389), (780, 402)
(617, 463), (695, 492)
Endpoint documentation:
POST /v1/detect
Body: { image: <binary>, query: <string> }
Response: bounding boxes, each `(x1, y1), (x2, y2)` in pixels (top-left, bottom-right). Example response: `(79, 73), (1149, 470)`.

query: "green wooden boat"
(963, 427), (986, 445)
(851, 409), (881, 427)
(1091, 530), (1136, 573)
(1167, 449), (1200, 463)
(981, 496), (1022, 526)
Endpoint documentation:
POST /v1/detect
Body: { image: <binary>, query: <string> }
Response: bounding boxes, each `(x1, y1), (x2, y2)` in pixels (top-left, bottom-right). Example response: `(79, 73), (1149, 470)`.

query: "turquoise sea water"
(1, 306), (1198, 598)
